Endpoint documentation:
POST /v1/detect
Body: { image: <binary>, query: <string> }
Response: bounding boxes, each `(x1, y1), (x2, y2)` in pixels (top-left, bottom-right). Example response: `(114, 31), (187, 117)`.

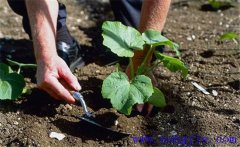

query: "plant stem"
(137, 45), (155, 75)
(141, 45), (153, 67)
(233, 38), (238, 45)
(130, 58), (134, 79)
(145, 61), (162, 75)
(17, 66), (21, 74)
(6, 59), (37, 68)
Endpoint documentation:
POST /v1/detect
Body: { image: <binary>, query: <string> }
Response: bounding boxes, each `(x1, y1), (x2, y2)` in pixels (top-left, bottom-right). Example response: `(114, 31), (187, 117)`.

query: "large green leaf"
(142, 29), (180, 56)
(147, 87), (166, 108)
(155, 51), (188, 78)
(0, 63), (25, 100)
(102, 72), (153, 115)
(102, 21), (144, 57)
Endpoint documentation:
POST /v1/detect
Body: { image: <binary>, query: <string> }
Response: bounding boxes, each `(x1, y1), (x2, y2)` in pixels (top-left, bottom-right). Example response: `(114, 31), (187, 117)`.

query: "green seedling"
(101, 21), (188, 115)
(220, 32), (240, 48)
(0, 59), (36, 100)
(208, 0), (236, 10)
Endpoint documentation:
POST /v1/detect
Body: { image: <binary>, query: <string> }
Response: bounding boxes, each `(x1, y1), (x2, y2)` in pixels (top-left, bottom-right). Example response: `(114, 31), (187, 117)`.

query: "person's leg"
(109, 0), (164, 54)
(7, 0), (84, 70)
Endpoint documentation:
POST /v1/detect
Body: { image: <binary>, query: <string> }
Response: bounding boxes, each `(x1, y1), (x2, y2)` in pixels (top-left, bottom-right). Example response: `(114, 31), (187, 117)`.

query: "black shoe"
(57, 38), (85, 71)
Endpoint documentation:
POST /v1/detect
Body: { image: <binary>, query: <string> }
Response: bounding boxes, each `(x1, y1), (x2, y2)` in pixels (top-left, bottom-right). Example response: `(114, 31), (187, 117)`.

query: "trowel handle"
(72, 91), (91, 117)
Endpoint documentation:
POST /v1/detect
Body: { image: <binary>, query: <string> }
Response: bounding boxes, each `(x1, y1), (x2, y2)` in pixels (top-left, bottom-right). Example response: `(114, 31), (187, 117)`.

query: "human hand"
(125, 58), (157, 116)
(36, 55), (81, 103)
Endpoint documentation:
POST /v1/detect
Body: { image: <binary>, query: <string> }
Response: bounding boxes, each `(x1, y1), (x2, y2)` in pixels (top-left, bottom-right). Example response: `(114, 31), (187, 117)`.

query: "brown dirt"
(0, 0), (240, 146)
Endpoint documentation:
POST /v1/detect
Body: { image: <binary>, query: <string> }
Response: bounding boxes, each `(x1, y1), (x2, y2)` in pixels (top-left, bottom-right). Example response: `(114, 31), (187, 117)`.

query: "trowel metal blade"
(79, 115), (131, 137)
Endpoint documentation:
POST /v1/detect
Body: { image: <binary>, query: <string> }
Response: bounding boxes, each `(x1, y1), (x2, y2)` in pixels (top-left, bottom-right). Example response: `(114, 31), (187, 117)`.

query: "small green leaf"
(102, 72), (153, 115)
(148, 87), (166, 108)
(220, 32), (239, 41)
(208, 0), (234, 10)
(0, 63), (13, 76)
(0, 64), (25, 100)
(102, 21), (144, 57)
(155, 51), (188, 78)
(142, 30), (180, 56)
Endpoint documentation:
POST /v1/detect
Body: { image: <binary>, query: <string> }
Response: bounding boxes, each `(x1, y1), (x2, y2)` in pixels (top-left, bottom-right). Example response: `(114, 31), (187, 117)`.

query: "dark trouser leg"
(7, 0), (73, 44)
(109, 0), (143, 28)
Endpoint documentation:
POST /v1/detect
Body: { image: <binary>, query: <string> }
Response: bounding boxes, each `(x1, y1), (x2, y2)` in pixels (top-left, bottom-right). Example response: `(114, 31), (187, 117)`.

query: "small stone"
(71, 26), (77, 30)
(192, 101), (196, 106)
(96, 70), (100, 73)
(219, 22), (223, 25)
(226, 24), (229, 28)
(13, 121), (19, 125)
(233, 117), (236, 120)
(49, 132), (65, 141)
(192, 35), (196, 40)
(170, 130), (177, 136)
(77, 19), (82, 23)
(212, 90), (218, 96)
(114, 120), (118, 126)
(0, 123), (2, 127)
(159, 127), (164, 132)
(187, 36), (192, 41)
(190, 117), (197, 124)
(65, 104), (72, 110)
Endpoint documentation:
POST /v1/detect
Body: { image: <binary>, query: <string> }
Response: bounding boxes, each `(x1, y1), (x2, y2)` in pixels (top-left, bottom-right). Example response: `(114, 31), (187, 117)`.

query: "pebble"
(13, 121), (19, 125)
(96, 70), (100, 73)
(212, 90), (218, 96)
(192, 35), (196, 40)
(114, 120), (118, 126)
(190, 117), (197, 124)
(170, 130), (177, 136)
(65, 104), (72, 110)
(192, 101), (196, 106)
(71, 26), (77, 31)
(159, 127), (165, 132)
(187, 36), (192, 41)
(77, 19), (82, 23)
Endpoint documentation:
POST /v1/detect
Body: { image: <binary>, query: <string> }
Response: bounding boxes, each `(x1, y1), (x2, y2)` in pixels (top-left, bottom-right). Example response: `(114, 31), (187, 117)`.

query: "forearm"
(134, 0), (171, 60)
(25, 0), (59, 63)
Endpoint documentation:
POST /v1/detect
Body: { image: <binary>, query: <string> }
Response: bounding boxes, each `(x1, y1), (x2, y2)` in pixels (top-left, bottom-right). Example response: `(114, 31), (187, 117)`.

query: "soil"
(0, 0), (240, 146)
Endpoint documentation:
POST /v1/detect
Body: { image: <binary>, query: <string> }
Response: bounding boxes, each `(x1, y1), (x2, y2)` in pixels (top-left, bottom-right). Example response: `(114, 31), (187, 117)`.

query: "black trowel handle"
(71, 91), (92, 117)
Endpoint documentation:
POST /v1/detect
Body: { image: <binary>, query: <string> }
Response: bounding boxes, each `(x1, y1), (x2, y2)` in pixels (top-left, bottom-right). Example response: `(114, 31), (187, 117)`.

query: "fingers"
(38, 76), (76, 104)
(58, 67), (81, 91)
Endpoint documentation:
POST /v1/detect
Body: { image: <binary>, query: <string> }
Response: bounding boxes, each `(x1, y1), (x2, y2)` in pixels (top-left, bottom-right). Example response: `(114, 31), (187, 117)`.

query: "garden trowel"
(71, 91), (130, 137)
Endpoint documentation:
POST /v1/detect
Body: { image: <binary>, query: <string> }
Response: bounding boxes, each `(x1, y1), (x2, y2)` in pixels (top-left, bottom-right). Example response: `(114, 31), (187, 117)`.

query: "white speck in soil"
(187, 36), (192, 41)
(170, 130), (177, 136)
(13, 121), (19, 125)
(65, 104), (72, 110)
(212, 90), (218, 96)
